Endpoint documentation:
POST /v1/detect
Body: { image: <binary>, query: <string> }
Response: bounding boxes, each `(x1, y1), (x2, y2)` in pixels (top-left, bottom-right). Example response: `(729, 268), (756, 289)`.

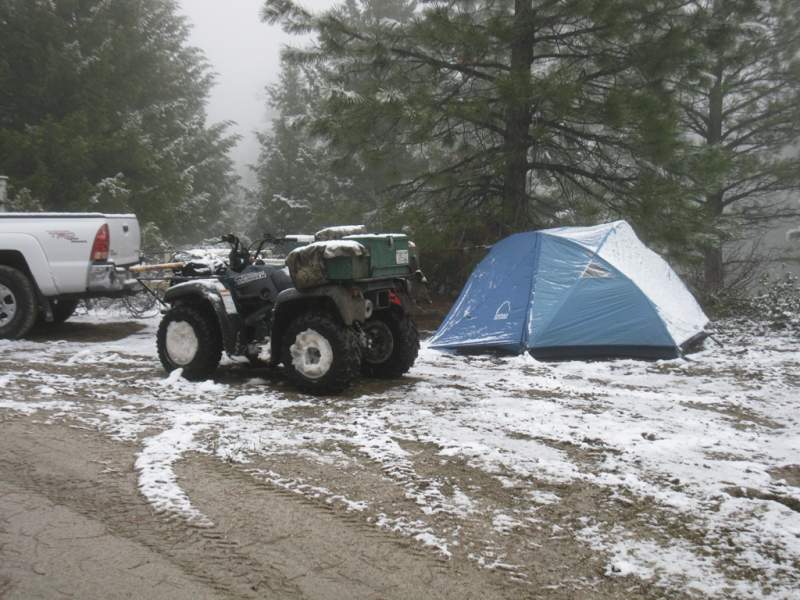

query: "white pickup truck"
(0, 213), (141, 338)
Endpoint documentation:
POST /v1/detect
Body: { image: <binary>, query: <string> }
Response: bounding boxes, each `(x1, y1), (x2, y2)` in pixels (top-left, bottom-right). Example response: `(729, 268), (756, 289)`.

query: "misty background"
(179, 0), (334, 186)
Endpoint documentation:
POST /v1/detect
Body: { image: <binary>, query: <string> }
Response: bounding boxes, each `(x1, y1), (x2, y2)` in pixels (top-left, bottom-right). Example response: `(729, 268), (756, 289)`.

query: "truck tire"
(50, 298), (80, 324)
(157, 304), (222, 381)
(0, 265), (39, 340)
(281, 312), (361, 394)
(362, 311), (419, 378)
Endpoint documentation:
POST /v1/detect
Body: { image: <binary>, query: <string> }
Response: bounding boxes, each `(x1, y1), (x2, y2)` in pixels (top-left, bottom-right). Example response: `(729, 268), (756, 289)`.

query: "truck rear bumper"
(87, 264), (139, 295)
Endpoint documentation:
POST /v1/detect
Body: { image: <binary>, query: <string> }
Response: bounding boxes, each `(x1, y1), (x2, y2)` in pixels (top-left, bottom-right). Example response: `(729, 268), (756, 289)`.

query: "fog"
(178, 0), (335, 187)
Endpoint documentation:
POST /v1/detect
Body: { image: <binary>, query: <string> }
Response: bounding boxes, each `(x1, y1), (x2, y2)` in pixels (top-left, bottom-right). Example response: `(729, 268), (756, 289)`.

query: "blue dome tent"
(429, 221), (708, 359)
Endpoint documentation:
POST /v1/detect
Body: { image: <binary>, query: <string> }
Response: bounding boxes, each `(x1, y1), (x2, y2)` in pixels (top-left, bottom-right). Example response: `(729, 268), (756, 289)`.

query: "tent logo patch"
(582, 262), (611, 278)
(494, 301), (511, 321)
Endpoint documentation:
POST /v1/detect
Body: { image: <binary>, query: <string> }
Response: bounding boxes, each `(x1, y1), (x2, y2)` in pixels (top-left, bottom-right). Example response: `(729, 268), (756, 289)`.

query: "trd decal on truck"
(47, 230), (87, 243)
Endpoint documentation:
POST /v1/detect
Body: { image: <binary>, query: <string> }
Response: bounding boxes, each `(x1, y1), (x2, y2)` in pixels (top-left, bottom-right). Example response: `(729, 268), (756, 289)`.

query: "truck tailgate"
(105, 214), (140, 266)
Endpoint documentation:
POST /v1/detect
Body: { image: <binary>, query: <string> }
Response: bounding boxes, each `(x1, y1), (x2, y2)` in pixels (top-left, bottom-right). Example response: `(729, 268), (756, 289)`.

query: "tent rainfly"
(429, 221), (709, 359)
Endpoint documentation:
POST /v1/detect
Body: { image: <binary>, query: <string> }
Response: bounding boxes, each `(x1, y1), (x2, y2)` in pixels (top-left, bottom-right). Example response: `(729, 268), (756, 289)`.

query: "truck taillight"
(91, 224), (110, 262)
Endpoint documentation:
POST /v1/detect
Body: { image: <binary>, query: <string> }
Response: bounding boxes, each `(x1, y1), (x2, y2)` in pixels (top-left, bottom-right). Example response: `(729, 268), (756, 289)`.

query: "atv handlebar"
(221, 233), (287, 272)
(220, 233), (250, 272)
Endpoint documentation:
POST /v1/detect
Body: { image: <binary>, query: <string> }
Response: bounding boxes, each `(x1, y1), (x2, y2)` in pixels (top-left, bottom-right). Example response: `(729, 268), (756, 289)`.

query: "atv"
(154, 231), (421, 394)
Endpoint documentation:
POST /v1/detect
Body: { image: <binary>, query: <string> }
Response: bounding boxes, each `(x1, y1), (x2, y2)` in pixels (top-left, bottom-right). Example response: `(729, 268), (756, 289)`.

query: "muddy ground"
(0, 416), (659, 600)
(0, 311), (798, 599)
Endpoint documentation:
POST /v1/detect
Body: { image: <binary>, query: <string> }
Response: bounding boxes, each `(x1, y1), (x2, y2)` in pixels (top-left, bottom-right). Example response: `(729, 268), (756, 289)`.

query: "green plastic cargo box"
(345, 234), (412, 278)
(325, 254), (371, 280)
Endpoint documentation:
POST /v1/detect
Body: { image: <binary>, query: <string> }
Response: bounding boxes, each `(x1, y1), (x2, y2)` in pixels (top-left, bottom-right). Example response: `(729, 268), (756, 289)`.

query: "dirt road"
(0, 416), (633, 600)
(0, 417), (485, 599)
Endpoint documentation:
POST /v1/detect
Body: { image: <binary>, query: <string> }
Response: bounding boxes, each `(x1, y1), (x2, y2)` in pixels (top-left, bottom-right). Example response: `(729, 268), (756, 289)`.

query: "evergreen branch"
(388, 148), (503, 194)
(537, 25), (610, 43)
(324, 17), (499, 83)
(722, 102), (797, 142)
(723, 181), (800, 207)
(721, 83), (787, 119)
(678, 100), (709, 130)
(528, 160), (637, 184)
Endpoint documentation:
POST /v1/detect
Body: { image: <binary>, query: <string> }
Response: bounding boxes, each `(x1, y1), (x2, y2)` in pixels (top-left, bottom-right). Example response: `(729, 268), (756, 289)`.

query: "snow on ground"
(0, 307), (798, 598)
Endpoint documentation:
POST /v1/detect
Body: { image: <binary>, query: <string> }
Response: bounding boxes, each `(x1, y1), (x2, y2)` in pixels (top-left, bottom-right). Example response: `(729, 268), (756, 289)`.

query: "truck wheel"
(157, 305), (222, 381)
(362, 311), (419, 378)
(50, 298), (80, 324)
(281, 312), (361, 394)
(0, 265), (39, 340)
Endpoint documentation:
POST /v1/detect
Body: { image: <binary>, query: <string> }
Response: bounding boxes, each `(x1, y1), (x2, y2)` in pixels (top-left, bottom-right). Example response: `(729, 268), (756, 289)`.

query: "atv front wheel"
(281, 312), (361, 394)
(362, 311), (419, 378)
(157, 305), (222, 381)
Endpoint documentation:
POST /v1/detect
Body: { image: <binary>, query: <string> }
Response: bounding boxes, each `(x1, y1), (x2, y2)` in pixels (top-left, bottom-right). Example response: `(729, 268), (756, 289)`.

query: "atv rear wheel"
(157, 305), (222, 381)
(281, 312), (361, 394)
(362, 311), (419, 378)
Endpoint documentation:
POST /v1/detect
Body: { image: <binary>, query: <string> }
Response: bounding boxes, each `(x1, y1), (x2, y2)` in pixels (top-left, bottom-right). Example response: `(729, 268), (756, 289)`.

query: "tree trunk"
(703, 189), (725, 294)
(501, 0), (534, 235)
(703, 242), (724, 295)
(703, 64), (725, 294)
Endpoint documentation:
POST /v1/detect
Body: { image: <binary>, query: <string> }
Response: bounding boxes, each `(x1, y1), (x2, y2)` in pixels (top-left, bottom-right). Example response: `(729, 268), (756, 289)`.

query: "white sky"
(178, 0), (335, 186)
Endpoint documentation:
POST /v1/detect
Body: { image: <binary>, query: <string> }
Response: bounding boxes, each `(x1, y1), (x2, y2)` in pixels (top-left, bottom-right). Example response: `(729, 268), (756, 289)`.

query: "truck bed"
(0, 212), (140, 266)
(0, 212), (140, 296)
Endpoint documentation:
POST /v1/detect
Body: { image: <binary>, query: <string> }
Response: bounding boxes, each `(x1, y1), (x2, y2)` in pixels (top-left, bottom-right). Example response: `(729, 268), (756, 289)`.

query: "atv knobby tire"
(0, 265), (38, 339)
(157, 304), (222, 381)
(362, 310), (419, 379)
(281, 312), (361, 394)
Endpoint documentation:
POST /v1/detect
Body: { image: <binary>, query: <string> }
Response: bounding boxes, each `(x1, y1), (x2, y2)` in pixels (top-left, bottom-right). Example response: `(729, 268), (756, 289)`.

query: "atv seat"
(268, 267), (294, 294)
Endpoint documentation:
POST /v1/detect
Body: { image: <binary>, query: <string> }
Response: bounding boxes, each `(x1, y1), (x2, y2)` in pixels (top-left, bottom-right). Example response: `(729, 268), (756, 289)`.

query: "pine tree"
(676, 0), (800, 295)
(254, 61), (328, 235)
(255, 2), (424, 236)
(263, 0), (691, 245)
(301, 0), (424, 231)
(0, 0), (238, 242)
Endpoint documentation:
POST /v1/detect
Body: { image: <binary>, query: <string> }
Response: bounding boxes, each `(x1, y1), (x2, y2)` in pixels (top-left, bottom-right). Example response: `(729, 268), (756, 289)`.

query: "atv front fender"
(163, 279), (243, 355)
